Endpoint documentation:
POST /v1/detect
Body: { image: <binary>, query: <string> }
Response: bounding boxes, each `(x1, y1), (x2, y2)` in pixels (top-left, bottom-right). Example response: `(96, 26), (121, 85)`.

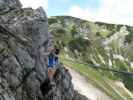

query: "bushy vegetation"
(68, 37), (90, 52)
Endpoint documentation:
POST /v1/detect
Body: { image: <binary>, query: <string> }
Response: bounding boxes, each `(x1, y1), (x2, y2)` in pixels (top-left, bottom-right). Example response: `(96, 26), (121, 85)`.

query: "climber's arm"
(42, 52), (50, 56)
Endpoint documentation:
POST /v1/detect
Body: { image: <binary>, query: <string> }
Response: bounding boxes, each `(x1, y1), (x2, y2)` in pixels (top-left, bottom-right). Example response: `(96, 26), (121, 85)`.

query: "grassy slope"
(49, 16), (133, 99)
(60, 54), (133, 100)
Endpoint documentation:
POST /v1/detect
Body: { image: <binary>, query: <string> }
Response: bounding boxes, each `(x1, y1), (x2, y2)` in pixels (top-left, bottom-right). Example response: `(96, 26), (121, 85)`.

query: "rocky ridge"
(0, 0), (89, 100)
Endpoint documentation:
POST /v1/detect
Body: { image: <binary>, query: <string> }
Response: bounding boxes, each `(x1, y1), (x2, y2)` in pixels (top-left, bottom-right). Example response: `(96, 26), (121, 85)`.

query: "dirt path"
(67, 68), (112, 100)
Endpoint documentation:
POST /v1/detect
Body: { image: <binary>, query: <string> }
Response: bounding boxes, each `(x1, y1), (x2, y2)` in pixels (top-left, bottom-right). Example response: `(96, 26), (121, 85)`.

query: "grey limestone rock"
(0, 0), (21, 14)
(0, 0), (89, 100)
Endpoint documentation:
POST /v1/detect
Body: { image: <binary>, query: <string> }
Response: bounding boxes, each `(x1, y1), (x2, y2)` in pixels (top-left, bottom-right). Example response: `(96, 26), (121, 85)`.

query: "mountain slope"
(61, 55), (133, 100)
(48, 16), (133, 99)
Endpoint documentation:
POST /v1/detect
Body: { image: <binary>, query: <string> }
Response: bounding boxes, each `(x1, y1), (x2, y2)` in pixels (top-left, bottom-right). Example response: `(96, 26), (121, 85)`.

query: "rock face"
(0, 0), (22, 14)
(0, 0), (89, 100)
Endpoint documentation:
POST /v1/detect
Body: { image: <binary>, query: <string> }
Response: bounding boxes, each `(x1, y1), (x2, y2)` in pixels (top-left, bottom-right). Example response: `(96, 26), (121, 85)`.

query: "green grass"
(60, 55), (133, 100)
(99, 30), (111, 38)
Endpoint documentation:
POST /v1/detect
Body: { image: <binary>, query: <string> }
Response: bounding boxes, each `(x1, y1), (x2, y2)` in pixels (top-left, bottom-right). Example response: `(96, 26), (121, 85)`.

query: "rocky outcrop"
(0, 0), (22, 14)
(0, 0), (89, 100)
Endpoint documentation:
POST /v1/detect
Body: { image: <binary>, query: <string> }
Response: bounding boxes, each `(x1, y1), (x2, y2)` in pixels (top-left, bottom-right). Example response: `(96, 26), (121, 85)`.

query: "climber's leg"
(48, 68), (53, 82)
(48, 68), (56, 86)
(51, 69), (56, 79)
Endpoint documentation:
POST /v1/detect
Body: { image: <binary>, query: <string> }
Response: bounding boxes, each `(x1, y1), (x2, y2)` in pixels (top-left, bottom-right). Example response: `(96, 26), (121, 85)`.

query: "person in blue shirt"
(47, 45), (60, 85)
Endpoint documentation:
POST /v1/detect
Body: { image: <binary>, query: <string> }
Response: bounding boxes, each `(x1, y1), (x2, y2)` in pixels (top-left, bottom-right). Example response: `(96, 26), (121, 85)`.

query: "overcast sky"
(20, 0), (133, 26)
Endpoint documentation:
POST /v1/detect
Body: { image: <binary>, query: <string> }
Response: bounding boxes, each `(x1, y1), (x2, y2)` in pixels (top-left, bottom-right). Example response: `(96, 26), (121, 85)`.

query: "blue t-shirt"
(47, 53), (59, 68)
(47, 53), (54, 67)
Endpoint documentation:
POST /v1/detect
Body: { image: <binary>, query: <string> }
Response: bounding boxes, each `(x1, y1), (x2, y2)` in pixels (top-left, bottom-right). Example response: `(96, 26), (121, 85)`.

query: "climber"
(47, 45), (60, 85)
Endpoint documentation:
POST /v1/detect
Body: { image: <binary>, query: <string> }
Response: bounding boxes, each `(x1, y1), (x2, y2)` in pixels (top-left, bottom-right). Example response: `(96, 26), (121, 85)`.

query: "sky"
(20, 0), (133, 26)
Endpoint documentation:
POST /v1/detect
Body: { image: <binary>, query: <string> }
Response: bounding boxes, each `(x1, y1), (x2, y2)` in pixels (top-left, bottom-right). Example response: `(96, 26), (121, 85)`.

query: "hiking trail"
(67, 67), (112, 100)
